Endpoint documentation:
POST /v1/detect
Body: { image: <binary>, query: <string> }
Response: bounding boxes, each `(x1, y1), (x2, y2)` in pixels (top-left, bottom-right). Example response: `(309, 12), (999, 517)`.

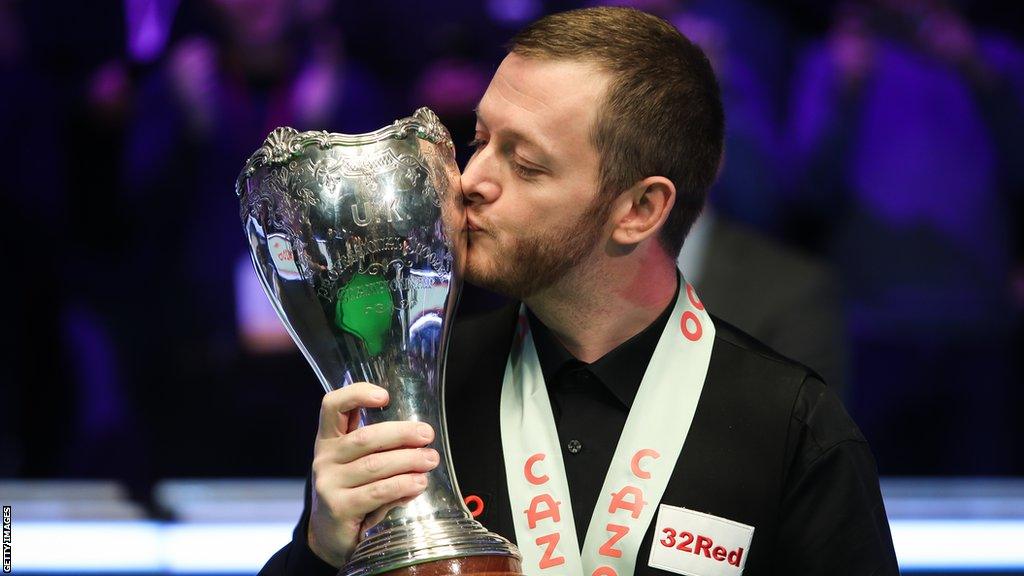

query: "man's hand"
(307, 382), (439, 567)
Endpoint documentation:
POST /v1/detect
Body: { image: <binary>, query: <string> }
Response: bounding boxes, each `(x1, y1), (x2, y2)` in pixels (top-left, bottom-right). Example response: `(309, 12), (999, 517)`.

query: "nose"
(460, 147), (501, 206)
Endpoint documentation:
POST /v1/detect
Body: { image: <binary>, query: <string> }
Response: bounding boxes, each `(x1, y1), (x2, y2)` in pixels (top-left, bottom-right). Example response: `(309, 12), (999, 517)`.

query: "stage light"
(9, 519), (1024, 572)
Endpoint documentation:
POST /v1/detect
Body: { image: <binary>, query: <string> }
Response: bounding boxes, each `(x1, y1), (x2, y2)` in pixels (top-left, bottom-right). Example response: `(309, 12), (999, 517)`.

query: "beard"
(465, 195), (612, 300)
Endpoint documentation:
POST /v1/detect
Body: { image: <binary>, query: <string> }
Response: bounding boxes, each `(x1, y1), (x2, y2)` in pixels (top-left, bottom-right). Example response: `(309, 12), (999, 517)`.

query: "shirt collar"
(526, 274), (680, 408)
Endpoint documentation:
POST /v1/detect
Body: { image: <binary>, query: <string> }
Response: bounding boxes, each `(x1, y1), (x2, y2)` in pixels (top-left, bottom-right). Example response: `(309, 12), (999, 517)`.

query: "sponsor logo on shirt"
(648, 505), (754, 576)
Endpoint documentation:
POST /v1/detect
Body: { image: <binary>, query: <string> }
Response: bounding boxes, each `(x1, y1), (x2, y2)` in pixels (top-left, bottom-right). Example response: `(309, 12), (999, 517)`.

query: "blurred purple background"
(3, 0), (1023, 512)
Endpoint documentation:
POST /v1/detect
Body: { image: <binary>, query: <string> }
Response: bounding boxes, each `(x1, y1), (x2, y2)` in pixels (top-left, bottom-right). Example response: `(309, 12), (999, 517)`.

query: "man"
(260, 7), (898, 575)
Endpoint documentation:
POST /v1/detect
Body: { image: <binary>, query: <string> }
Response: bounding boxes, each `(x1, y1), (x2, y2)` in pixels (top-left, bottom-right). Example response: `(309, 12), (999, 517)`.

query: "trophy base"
(342, 517), (520, 576)
(376, 555), (523, 576)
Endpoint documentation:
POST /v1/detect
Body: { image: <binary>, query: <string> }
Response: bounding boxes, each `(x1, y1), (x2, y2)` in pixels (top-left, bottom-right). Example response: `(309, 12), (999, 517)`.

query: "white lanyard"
(499, 276), (715, 576)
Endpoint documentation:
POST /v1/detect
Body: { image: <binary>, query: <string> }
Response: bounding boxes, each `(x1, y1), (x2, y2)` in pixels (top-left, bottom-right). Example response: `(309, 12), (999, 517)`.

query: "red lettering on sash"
(686, 283), (704, 310)
(592, 566), (617, 576)
(629, 449), (659, 479)
(525, 493), (561, 529)
(680, 311), (702, 341)
(598, 523), (629, 558)
(607, 485), (646, 519)
(525, 453), (549, 485)
(535, 533), (565, 569)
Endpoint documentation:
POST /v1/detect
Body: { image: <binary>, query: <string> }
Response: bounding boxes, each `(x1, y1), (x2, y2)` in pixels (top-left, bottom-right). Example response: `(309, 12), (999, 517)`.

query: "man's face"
(461, 53), (612, 299)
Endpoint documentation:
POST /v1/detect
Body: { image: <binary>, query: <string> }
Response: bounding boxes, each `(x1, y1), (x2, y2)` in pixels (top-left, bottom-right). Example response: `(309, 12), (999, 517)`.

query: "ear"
(609, 176), (676, 247)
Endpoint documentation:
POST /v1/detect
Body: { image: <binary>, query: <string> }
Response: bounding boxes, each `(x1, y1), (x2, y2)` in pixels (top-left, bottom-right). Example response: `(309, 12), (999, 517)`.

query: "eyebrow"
(474, 107), (555, 167)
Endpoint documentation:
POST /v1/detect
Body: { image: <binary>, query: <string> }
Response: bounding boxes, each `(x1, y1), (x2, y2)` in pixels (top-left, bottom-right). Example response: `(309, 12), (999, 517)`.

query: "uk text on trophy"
(236, 108), (522, 576)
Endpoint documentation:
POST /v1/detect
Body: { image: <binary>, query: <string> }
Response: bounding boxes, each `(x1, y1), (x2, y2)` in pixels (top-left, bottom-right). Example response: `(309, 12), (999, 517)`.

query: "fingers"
(320, 420), (436, 464)
(308, 382), (438, 567)
(361, 494), (420, 532)
(345, 473), (430, 518)
(317, 382), (389, 440)
(315, 472), (430, 524)
(335, 447), (440, 489)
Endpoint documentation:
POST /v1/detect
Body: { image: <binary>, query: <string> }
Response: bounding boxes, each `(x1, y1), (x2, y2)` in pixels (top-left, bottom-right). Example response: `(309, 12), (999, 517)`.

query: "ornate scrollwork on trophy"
(237, 108), (521, 576)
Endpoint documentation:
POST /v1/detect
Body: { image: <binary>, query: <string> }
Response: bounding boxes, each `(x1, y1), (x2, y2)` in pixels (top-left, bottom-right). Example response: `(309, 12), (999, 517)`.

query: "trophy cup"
(236, 108), (522, 576)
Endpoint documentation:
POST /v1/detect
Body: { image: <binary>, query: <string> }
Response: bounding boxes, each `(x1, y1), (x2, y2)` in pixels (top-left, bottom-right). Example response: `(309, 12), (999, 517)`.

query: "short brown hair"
(510, 7), (724, 257)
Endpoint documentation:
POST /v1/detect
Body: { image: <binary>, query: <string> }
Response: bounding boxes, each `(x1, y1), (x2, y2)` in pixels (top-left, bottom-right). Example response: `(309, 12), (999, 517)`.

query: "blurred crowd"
(3, 0), (1023, 504)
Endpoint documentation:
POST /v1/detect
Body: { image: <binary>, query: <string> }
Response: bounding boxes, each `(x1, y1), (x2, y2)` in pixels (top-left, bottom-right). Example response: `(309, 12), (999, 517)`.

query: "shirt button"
(567, 439), (583, 454)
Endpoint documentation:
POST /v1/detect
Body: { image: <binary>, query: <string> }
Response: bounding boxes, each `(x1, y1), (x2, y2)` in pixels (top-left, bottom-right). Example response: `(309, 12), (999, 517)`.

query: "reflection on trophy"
(236, 108), (522, 576)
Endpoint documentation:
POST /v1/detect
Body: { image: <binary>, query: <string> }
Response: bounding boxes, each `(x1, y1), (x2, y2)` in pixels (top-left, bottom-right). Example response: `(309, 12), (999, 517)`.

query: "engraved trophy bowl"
(236, 108), (522, 576)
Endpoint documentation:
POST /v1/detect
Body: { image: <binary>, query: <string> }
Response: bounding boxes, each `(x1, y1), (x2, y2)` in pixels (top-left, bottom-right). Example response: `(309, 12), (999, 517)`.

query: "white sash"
(499, 275), (715, 576)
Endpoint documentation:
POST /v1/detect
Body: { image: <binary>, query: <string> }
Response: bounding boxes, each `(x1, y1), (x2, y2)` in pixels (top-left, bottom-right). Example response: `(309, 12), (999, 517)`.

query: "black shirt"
(527, 285), (676, 543)
(261, 292), (900, 575)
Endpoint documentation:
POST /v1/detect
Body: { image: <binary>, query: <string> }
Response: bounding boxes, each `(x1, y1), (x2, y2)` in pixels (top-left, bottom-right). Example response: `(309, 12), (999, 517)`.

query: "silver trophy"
(236, 108), (521, 576)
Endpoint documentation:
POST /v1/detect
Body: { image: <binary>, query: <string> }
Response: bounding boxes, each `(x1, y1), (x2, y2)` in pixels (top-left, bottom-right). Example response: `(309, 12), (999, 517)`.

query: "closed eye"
(467, 137), (486, 152)
(468, 137), (544, 180)
(510, 161), (542, 179)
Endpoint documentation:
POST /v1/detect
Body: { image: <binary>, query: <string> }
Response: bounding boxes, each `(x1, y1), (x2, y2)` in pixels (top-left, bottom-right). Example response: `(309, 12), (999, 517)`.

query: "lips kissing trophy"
(236, 108), (522, 576)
